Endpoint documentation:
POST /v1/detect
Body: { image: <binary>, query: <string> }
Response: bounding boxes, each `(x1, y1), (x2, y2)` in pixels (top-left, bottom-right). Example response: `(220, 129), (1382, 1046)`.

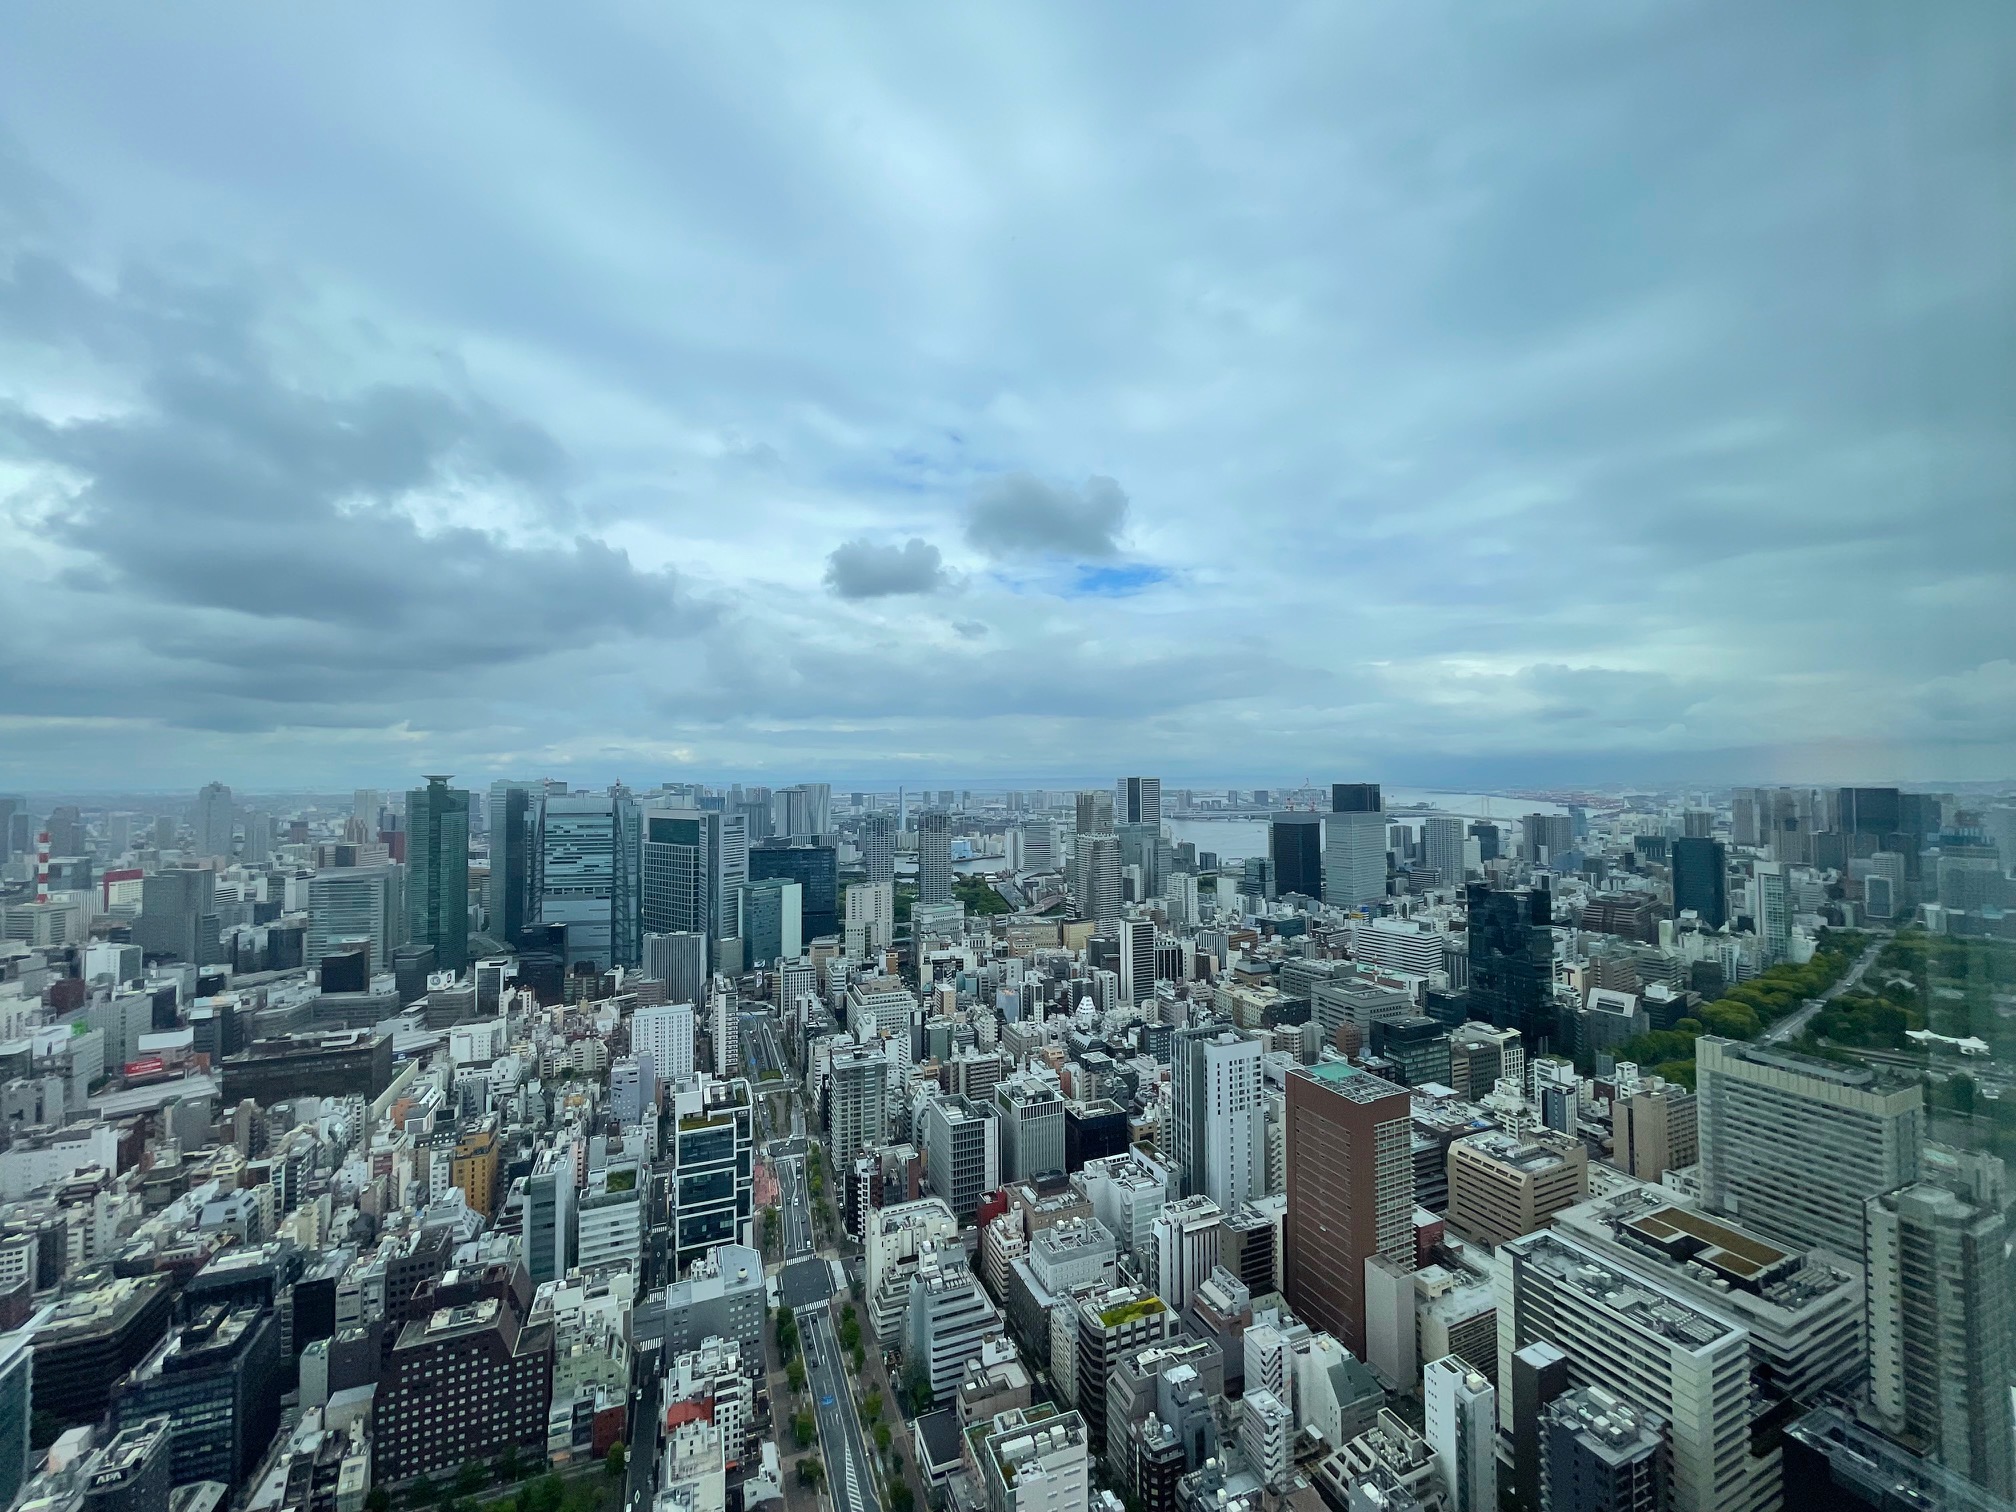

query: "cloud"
(822, 537), (951, 598)
(965, 474), (1129, 561)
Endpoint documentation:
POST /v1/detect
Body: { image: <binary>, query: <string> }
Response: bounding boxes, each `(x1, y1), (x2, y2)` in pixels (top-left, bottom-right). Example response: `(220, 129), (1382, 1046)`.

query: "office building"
(486, 780), (541, 944)
(906, 1242), (1002, 1403)
(524, 1148), (576, 1288)
(31, 1276), (174, 1431)
(375, 1264), (554, 1483)
(1325, 783), (1386, 909)
(749, 838), (837, 942)
(1117, 918), (1156, 1007)
(1445, 1130), (1588, 1248)
(1423, 1355), (1496, 1512)
(1466, 883), (1557, 1048)
(861, 811), (896, 890)
(1073, 1286), (1175, 1456)
(996, 1077), (1066, 1184)
(134, 867), (224, 965)
(221, 1029), (394, 1104)
(1669, 837), (1727, 929)
(1754, 860), (1792, 962)
(1117, 777), (1162, 828)
(918, 809), (953, 906)
(1170, 1026), (1264, 1212)
(845, 881), (895, 960)
(1423, 815), (1467, 890)
(639, 807), (746, 955)
(643, 931), (709, 1009)
(1283, 1061), (1411, 1357)
(117, 1303), (282, 1493)
(0, 1327), (30, 1509)
(660, 1243), (765, 1358)
(1117, 823), (1168, 903)
(1697, 1037), (1923, 1261)
(576, 1161), (644, 1273)
(194, 783), (235, 860)
(667, 1079), (754, 1271)
(773, 783), (830, 839)
(1498, 1229), (1770, 1512)
(1781, 1404), (2014, 1512)
(1077, 834), (1122, 926)
(830, 1040), (890, 1165)
(405, 776), (471, 974)
(1610, 1071), (1697, 1181)
(921, 1094), (999, 1221)
(1075, 791), (1115, 837)
(1524, 813), (1575, 866)
(537, 791), (641, 970)
(978, 1407), (1089, 1512)
(740, 876), (802, 965)
(633, 1001), (696, 1096)
(1268, 813), (1322, 901)
(1150, 1196), (1223, 1312)
(1541, 1387), (1664, 1512)
(1865, 1151), (2013, 1497)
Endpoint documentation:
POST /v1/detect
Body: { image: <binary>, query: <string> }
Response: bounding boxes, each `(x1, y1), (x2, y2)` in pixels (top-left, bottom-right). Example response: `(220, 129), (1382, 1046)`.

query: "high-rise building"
(1782, 1405), (2014, 1512)
(917, 809), (953, 906)
(238, 809), (270, 866)
(1753, 860), (1792, 962)
(1541, 1386), (1664, 1512)
(633, 1001), (696, 1095)
(1268, 813), (1322, 900)
(0, 1326), (32, 1509)
(844, 882), (895, 960)
(644, 931), (709, 1008)
(486, 780), (540, 945)
(1865, 1148), (2013, 1497)
(1498, 1229), (1767, 1512)
(1325, 784), (1386, 909)
(1424, 1355), (1496, 1512)
(860, 811), (896, 890)
(1466, 882), (1556, 1048)
(1423, 815), (1467, 889)
(1610, 1072), (1698, 1181)
(192, 783), (234, 860)
(920, 1094), (999, 1221)
(995, 1076), (1066, 1184)
(405, 776), (470, 975)
(1117, 917), (1156, 1006)
(1697, 1036), (1923, 1261)
(536, 791), (641, 970)
(829, 1040), (890, 1165)
(1669, 837), (1727, 928)
(640, 808), (746, 955)
(667, 1078), (754, 1270)
(1170, 1026), (1264, 1213)
(1117, 777), (1162, 828)
(1078, 833), (1122, 926)
(135, 866), (224, 965)
(740, 877), (803, 965)
(748, 838), (837, 941)
(1076, 791), (1115, 837)
(773, 783), (831, 839)
(1445, 1129), (1587, 1248)
(304, 866), (400, 970)
(1283, 1061), (1411, 1356)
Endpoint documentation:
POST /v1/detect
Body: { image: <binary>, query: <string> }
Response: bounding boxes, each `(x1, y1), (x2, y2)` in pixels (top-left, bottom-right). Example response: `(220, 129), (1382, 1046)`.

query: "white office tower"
(867, 1197), (961, 1344)
(1116, 776), (1162, 827)
(1080, 1152), (1169, 1262)
(1865, 1147), (2014, 1498)
(1240, 1388), (1294, 1489)
(1172, 1025), (1266, 1211)
(576, 1160), (644, 1271)
(1324, 784), (1386, 909)
(633, 1002), (696, 1097)
(845, 881), (895, 960)
(240, 810), (270, 865)
(830, 1038), (890, 1165)
(1423, 816), (1467, 889)
(1697, 1036), (1923, 1262)
(1166, 873), (1200, 929)
(195, 782), (236, 859)
(710, 981), (740, 1075)
(1151, 1195), (1223, 1311)
(1019, 820), (1056, 872)
(906, 1241), (1003, 1402)
(1498, 1229), (1772, 1512)
(1117, 918), (1156, 1006)
(1078, 834), (1122, 926)
(1349, 917), (1447, 977)
(1754, 860), (1792, 962)
(1423, 1355), (1496, 1512)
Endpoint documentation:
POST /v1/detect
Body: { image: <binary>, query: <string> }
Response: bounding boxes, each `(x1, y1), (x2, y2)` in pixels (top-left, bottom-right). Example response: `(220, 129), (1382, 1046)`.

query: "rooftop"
(1294, 1060), (1407, 1105)
(1516, 1231), (1744, 1355)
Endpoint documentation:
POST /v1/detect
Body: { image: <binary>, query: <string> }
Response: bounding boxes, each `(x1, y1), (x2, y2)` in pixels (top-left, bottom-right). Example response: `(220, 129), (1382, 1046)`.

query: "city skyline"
(2, 6), (2011, 789)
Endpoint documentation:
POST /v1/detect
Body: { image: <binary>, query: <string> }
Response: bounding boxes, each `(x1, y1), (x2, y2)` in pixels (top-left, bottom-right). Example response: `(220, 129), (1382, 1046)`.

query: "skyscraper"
(740, 876), (802, 965)
(1423, 815), (1466, 888)
(405, 776), (471, 975)
(1171, 1026), (1265, 1213)
(486, 780), (540, 945)
(640, 808), (746, 953)
(1865, 1148), (2013, 1497)
(1268, 813), (1322, 900)
(1075, 791), (1114, 837)
(1116, 777), (1161, 828)
(1466, 882), (1556, 1048)
(917, 809), (953, 905)
(1697, 1036), (1923, 1261)
(1117, 917), (1156, 1007)
(1670, 837), (1727, 928)
(1324, 783), (1386, 909)
(1077, 833), (1122, 926)
(633, 1001), (696, 1095)
(643, 931), (709, 1008)
(194, 783), (235, 860)
(537, 790), (641, 970)
(860, 811), (896, 890)
(1283, 1061), (1411, 1356)
(1523, 813), (1575, 865)
(1754, 860), (1792, 962)
(748, 838), (837, 941)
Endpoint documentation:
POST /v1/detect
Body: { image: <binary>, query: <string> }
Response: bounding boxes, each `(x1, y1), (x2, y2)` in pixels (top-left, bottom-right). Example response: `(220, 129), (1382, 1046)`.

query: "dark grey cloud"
(822, 537), (950, 598)
(965, 474), (1128, 561)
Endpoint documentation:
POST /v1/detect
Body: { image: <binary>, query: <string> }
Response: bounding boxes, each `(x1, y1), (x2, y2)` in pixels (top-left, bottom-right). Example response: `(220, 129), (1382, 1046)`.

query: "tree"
(797, 1459), (826, 1489)
(889, 1480), (915, 1512)
(606, 1443), (627, 1480)
(531, 1473), (565, 1512)
(903, 1359), (933, 1415)
(787, 1358), (806, 1393)
(499, 1444), (523, 1484)
(455, 1463), (486, 1500)
(851, 1346), (865, 1376)
(862, 1390), (883, 1424)
(366, 1490), (390, 1512)
(874, 1422), (893, 1455)
(411, 1477), (439, 1510)
(793, 1412), (818, 1449)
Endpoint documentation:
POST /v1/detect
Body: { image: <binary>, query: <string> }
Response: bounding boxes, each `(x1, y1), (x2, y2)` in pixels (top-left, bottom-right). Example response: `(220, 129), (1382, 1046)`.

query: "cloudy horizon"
(2, 4), (2011, 794)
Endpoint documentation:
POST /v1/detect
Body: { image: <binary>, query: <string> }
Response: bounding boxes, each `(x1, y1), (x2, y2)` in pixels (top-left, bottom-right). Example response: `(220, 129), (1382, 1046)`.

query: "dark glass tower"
(1670, 837), (1727, 928)
(750, 838), (839, 940)
(1269, 812), (1323, 899)
(1466, 882), (1555, 1049)
(405, 775), (470, 974)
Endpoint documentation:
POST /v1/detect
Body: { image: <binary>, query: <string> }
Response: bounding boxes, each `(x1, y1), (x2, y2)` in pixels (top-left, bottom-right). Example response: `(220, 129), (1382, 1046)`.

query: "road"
(803, 1305), (882, 1512)
(627, 1344), (661, 1512)
(1761, 936), (1888, 1045)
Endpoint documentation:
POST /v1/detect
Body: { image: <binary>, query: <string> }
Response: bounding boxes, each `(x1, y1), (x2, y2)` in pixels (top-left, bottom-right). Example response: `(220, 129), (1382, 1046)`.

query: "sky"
(1, 3), (2011, 794)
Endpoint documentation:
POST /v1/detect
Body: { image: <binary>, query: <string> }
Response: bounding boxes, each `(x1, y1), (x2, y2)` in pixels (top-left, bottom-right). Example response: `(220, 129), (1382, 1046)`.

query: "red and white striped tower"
(35, 831), (50, 904)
